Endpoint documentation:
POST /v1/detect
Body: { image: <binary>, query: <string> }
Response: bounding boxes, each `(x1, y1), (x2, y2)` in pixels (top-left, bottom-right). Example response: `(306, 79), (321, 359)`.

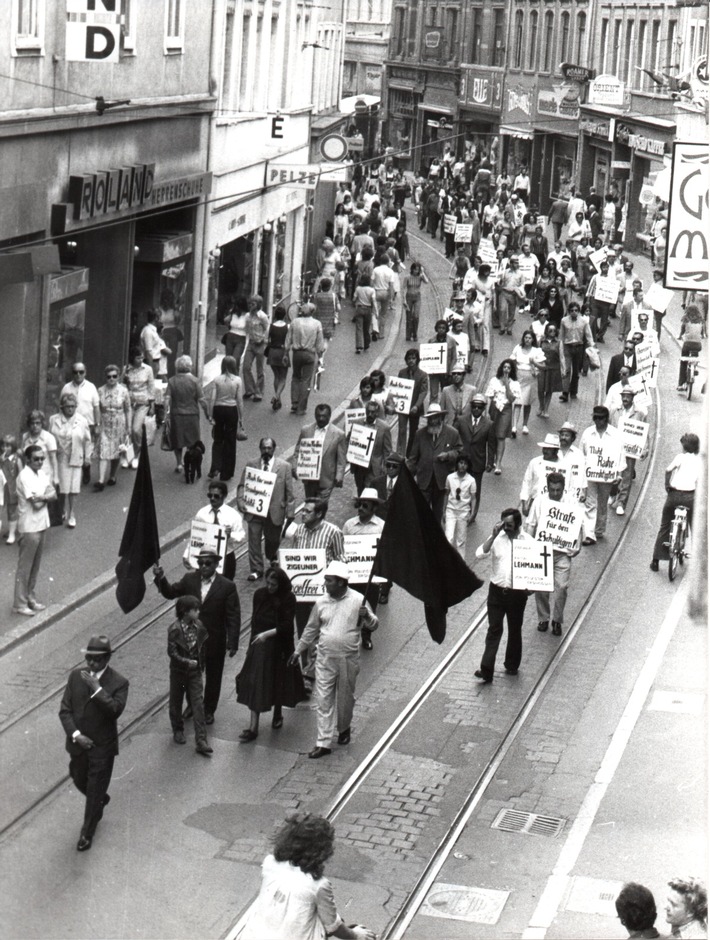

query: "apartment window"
(559, 12), (570, 68)
(650, 19), (661, 77)
(666, 19), (677, 71)
(12, 0), (44, 55)
(408, 0), (419, 55)
(575, 12), (586, 63)
(445, 7), (458, 61)
(599, 18), (608, 73)
(393, 6), (405, 55)
(222, 0), (235, 107)
(469, 7), (481, 63)
(492, 8), (504, 67)
(612, 20), (622, 76)
(635, 21), (647, 90)
(239, 12), (252, 107)
(513, 10), (524, 69)
(543, 11), (554, 72)
(427, 5), (437, 28)
(528, 11), (538, 70)
(622, 21), (633, 83)
(165, 0), (184, 52)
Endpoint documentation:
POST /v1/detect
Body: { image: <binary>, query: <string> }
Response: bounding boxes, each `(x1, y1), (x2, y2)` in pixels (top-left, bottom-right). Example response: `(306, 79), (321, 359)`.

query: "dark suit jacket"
(371, 473), (397, 519)
(606, 352), (637, 392)
(407, 424), (462, 490)
(59, 665), (129, 757)
(238, 456), (294, 526)
(398, 366), (428, 415)
(155, 571), (240, 652)
(292, 423), (347, 491)
(455, 407), (497, 473)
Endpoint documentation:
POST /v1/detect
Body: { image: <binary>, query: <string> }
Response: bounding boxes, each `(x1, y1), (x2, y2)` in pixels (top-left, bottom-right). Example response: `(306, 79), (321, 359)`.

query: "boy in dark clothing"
(168, 595), (213, 756)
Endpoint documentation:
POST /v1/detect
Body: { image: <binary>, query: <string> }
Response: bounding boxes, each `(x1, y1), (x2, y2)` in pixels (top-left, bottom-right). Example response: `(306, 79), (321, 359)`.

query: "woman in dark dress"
(536, 321), (563, 418)
(267, 304), (290, 411)
(236, 567), (304, 741)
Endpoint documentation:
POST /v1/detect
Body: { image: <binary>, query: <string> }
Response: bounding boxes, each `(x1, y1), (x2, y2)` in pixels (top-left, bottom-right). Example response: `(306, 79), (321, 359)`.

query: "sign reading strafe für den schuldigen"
(534, 499), (584, 553)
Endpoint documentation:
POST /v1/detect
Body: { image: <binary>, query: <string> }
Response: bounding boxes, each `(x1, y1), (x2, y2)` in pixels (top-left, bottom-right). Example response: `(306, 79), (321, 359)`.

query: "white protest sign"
(243, 466), (277, 517)
(511, 540), (555, 592)
(443, 214), (457, 234)
(347, 423), (378, 468)
(454, 223), (474, 243)
(478, 238), (497, 264)
(535, 498), (584, 553)
(634, 342), (660, 388)
(584, 439), (622, 483)
(388, 375), (415, 414)
(278, 548), (326, 600)
(187, 520), (228, 573)
(589, 246), (609, 273)
(296, 439), (323, 481)
(343, 534), (386, 583)
(559, 452), (586, 502)
(644, 282), (674, 313)
(517, 255), (537, 283)
(628, 371), (653, 409)
(593, 275), (620, 305)
(419, 342), (448, 374)
(344, 407), (366, 434)
(620, 417), (649, 459)
(452, 333), (470, 370)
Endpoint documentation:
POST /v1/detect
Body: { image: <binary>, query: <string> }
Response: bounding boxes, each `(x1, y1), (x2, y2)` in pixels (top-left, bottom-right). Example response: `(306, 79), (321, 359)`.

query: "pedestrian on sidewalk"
(1, 435), (23, 544)
(183, 480), (244, 581)
(153, 549), (240, 724)
(237, 437), (294, 581)
(59, 634), (129, 852)
(49, 394), (92, 529)
(95, 365), (131, 491)
(547, 196), (568, 243)
(122, 348), (155, 467)
(21, 411), (59, 486)
(285, 303), (325, 416)
(525, 472), (582, 637)
(205, 355), (244, 481)
(166, 355), (211, 474)
(242, 295), (270, 402)
(290, 561), (378, 758)
(474, 509), (535, 683)
(580, 406), (624, 545)
(221, 296), (249, 364)
(12, 444), (57, 616)
(60, 362), (99, 485)
(167, 595), (212, 756)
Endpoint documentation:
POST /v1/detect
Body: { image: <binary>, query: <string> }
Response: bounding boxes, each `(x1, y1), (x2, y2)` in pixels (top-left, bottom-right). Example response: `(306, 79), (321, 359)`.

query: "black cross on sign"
(213, 528), (226, 558)
(364, 428), (376, 455)
(540, 544), (552, 578)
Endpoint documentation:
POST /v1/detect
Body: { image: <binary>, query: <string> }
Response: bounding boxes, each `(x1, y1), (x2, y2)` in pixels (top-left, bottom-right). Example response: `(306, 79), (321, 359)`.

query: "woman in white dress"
(510, 329), (546, 436)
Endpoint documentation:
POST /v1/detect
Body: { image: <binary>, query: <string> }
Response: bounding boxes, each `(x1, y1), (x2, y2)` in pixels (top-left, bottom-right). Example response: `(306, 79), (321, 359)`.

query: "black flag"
(371, 464), (483, 643)
(115, 428), (160, 613)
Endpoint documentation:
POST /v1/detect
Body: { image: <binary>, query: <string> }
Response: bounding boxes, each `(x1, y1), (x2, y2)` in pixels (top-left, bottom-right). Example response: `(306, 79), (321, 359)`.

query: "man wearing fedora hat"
(343, 488), (385, 650)
(290, 560), (378, 758)
(455, 394), (496, 523)
(59, 635), (129, 851)
(519, 433), (563, 517)
(408, 402), (463, 524)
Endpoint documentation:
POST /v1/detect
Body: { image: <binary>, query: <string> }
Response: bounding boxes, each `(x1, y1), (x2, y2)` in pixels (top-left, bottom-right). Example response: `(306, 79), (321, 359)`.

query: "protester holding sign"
(609, 390), (649, 517)
(348, 401), (392, 494)
(291, 404), (347, 500)
(396, 349), (429, 456)
(586, 259), (616, 343)
(342, 488), (384, 650)
(237, 437), (295, 581)
(474, 508), (535, 684)
(525, 472), (582, 636)
(183, 481), (245, 579)
(580, 406), (624, 544)
(423, 319), (458, 402)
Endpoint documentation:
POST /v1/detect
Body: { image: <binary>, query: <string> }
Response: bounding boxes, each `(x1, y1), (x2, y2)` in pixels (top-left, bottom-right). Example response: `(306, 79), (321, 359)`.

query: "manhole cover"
(422, 884), (510, 924)
(492, 808), (566, 837)
(647, 691), (705, 714)
(564, 876), (623, 915)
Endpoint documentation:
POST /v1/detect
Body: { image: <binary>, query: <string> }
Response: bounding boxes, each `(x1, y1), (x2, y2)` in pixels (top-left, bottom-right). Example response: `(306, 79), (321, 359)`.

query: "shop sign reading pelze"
(68, 164), (156, 221)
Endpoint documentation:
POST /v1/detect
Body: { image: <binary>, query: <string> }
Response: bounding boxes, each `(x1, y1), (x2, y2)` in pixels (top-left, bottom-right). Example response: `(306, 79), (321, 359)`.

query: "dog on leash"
(183, 441), (205, 484)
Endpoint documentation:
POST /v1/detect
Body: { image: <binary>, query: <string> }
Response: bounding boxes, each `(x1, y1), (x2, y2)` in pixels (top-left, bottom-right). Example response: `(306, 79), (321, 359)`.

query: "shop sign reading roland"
(66, 0), (122, 63)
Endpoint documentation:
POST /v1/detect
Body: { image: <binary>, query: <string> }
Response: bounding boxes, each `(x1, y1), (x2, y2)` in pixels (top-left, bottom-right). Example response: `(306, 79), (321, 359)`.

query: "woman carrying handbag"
(205, 355), (245, 482)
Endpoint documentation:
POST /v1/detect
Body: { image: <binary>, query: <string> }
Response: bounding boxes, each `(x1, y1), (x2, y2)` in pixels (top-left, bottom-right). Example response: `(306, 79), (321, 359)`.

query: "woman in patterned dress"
(95, 364), (131, 490)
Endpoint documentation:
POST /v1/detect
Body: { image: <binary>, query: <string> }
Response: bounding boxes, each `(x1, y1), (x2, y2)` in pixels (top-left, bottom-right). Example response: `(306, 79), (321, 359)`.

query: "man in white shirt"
(60, 361), (100, 485)
(474, 508), (535, 683)
(580, 406), (624, 544)
(140, 311), (166, 377)
(13, 444), (57, 616)
(183, 481), (244, 580)
(342, 488), (384, 650)
(290, 561), (378, 758)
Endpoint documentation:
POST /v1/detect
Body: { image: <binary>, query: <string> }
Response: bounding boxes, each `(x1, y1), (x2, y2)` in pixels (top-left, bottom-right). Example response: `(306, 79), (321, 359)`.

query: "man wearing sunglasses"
(153, 549), (240, 725)
(183, 481), (245, 580)
(12, 444), (57, 616)
(60, 361), (99, 485)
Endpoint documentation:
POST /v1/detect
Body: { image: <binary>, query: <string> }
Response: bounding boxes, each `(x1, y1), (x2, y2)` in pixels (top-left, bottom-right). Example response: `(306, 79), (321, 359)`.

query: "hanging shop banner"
(66, 1), (121, 62)
(511, 541), (555, 592)
(665, 141), (709, 291)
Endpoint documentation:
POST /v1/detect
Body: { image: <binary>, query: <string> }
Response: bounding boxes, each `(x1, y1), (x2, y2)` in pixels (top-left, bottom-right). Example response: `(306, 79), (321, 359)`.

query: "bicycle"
(679, 354), (701, 401)
(666, 504), (690, 582)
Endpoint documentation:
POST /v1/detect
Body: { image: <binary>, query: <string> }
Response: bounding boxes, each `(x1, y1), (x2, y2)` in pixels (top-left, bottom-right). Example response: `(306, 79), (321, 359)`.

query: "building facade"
(343, 0), (392, 99)
(0, 0), (215, 437)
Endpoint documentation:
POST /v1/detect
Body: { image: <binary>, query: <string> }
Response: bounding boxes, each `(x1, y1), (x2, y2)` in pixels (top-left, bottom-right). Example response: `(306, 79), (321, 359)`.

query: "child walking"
(444, 455), (476, 557)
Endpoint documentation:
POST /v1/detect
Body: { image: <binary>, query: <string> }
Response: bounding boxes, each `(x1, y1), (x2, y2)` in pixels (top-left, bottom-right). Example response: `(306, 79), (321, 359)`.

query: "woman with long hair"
(267, 304), (291, 409)
(206, 355), (243, 481)
(510, 330), (545, 436)
(536, 322), (563, 418)
(484, 359), (522, 474)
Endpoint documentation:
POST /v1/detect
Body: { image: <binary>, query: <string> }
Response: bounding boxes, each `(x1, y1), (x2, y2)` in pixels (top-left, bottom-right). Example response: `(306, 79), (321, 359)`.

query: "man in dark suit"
(237, 436), (295, 580)
(407, 403), (462, 523)
(59, 635), (129, 851)
(606, 341), (638, 392)
(291, 403), (347, 500)
(349, 400), (392, 494)
(370, 453), (404, 604)
(455, 394), (496, 522)
(153, 549), (240, 723)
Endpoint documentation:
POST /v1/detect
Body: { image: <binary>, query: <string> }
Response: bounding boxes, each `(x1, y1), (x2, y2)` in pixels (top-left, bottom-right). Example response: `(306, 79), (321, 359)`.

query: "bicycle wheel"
(678, 524), (687, 566)
(668, 523), (679, 582)
(687, 375), (694, 401)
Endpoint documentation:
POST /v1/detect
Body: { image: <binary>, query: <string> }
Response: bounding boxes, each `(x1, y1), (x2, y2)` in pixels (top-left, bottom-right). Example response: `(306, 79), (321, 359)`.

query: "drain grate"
(491, 808), (566, 837)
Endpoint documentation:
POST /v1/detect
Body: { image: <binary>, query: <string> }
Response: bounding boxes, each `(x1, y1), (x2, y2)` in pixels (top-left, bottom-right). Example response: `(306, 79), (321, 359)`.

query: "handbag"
(48, 495), (64, 528)
(585, 345), (601, 371)
(160, 416), (173, 451)
(143, 415), (157, 446)
(236, 424), (248, 442)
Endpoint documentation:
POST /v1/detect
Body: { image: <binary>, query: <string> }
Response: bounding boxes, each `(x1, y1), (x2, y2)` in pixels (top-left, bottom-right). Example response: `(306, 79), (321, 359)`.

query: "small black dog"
(183, 441), (205, 484)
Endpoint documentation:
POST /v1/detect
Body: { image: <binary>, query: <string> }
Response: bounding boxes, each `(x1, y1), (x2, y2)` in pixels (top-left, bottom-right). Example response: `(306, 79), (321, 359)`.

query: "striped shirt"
(292, 520), (344, 564)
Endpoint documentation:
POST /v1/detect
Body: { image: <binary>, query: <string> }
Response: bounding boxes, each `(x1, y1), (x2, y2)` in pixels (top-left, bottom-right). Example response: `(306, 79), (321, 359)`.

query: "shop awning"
(338, 94), (380, 114)
(499, 125), (534, 140)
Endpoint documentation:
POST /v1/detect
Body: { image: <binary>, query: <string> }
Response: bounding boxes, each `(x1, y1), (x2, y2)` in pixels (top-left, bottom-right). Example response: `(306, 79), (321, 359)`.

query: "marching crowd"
(1, 143), (701, 938)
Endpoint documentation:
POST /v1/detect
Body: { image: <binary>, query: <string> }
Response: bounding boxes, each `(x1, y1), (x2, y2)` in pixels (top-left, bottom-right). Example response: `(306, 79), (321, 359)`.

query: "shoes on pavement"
(239, 729), (258, 742)
(522, 426), (529, 435)
(504, 668), (519, 676)
(67, 515), (77, 528)
(93, 482), (105, 492)
(559, 394), (569, 402)
(243, 393), (254, 400)
(196, 743), (213, 756)
(538, 621), (549, 632)
(378, 590), (389, 605)
(511, 428), (517, 439)
(252, 396), (263, 402)
(271, 715), (283, 729)
(551, 621), (562, 636)
(173, 731), (186, 744)
(338, 729), (351, 745)
(494, 467), (502, 475)
(582, 537), (596, 546)
(103, 794), (110, 806)
(12, 606), (36, 616)
(650, 559), (659, 572)
(183, 706), (193, 719)
(247, 572), (263, 581)
(474, 670), (492, 683)
(205, 712), (215, 725)
(77, 836), (92, 852)
(107, 478), (116, 486)
(308, 746), (332, 759)
(28, 601), (47, 611)
(616, 505), (625, 515)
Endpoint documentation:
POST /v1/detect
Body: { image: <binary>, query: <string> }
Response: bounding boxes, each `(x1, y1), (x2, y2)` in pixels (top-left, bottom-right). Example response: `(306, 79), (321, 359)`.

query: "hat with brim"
(620, 388), (636, 396)
(355, 487), (384, 506)
(197, 548), (220, 560)
(471, 394), (487, 405)
(384, 453), (405, 466)
(559, 421), (577, 436)
(324, 560), (350, 581)
(537, 433), (561, 449)
(82, 635), (112, 656)
(424, 403), (445, 419)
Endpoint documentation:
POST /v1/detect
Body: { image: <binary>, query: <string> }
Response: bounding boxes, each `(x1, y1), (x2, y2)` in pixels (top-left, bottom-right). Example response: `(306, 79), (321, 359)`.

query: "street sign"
(320, 134), (349, 162)
(589, 74), (625, 107)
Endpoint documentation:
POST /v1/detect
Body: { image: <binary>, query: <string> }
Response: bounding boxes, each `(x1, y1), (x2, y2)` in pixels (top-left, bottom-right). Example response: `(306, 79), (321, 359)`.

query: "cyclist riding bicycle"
(650, 433), (700, 572)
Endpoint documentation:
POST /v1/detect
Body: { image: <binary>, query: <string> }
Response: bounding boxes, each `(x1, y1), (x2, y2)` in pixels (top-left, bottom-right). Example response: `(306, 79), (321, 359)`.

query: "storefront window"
(550, 139), (576, 200)
(46, 299), (85, 413)
(274, 217), (287, 305)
